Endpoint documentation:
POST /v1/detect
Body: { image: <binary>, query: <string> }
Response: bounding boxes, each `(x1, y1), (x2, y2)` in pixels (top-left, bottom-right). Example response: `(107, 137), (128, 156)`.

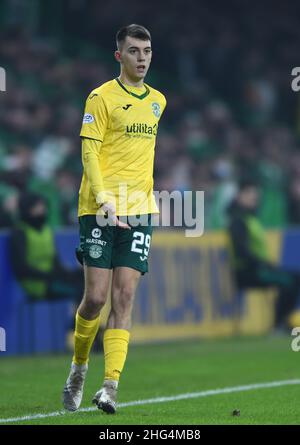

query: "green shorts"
(75, 214), (153, 274)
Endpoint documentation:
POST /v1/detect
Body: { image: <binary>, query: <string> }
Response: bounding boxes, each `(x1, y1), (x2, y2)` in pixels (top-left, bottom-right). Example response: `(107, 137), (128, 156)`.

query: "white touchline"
(0, 379), (300, 424)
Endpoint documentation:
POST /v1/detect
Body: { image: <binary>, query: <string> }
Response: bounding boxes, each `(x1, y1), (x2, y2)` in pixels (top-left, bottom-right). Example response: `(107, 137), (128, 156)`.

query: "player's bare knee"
(115, 283), (136, 300)
(82, 291), (106, 314)
(80, 300), (99, 318)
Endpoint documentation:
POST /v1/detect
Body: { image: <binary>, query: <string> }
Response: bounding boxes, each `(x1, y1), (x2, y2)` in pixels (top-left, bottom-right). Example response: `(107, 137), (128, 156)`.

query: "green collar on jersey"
(115, 78), (150, 100)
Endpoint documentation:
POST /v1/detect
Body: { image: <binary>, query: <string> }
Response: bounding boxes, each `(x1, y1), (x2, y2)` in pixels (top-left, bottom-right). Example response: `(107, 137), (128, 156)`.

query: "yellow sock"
(73, 311), (101, 365)
(103, 329), (130, 381)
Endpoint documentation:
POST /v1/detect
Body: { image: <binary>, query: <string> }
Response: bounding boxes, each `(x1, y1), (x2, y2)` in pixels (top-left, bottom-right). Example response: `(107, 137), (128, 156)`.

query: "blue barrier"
(281, 229), (300, 270)
(1, 228), (300, 355)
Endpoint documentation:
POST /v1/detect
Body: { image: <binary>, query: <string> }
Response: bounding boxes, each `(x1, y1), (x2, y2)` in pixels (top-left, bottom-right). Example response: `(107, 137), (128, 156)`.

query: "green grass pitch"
(0, 336), (299, 425)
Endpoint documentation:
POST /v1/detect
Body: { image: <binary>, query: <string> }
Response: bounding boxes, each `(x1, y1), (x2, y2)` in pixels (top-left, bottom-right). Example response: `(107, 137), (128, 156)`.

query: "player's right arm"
(80, 91), (130, 229)
(81, 137), (107, 206)
(80, 91), (109, 206)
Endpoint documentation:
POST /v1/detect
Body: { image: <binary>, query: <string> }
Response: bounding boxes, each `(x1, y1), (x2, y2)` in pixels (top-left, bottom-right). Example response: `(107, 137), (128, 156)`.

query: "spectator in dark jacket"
(10, 192), (83, 302)
(228, 179), (300, 330)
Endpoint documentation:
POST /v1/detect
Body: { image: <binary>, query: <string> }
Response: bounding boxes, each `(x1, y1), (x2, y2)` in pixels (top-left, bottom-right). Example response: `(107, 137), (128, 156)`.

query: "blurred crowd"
(1, 0), (300, 230)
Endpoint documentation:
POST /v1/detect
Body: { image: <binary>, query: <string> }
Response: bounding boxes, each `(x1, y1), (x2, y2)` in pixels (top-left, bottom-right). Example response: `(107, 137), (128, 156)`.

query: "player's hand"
(100, 202), (131, 229)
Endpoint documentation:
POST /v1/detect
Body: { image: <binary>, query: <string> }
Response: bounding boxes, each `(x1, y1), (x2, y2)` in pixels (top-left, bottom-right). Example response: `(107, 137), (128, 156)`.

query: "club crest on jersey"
(83, 113), (94, 124)
(152, 102), (161, 118)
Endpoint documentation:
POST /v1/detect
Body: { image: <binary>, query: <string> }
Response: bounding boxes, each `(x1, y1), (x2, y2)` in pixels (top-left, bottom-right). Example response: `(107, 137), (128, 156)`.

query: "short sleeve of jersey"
(80, 92), (109, 141)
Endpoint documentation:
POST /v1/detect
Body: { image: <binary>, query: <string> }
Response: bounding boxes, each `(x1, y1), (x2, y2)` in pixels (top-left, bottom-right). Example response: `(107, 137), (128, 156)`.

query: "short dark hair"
(116, 24), (151, 49)
(238, 177), (259, 191)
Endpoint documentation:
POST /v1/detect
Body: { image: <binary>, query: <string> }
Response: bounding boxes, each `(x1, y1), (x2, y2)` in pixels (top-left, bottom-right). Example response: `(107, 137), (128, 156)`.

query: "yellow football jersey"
(78, 78), (167, 216)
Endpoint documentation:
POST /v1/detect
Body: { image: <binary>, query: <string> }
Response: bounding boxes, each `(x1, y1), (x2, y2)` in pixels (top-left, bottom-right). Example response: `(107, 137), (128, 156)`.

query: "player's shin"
(103, 328), (130, 381)
(73, 311), (101, 365)
(92, 328), (130, 413)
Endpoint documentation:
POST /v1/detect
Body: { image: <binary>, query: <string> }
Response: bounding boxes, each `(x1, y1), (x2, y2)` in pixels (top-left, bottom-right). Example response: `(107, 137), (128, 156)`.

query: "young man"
(62, 24), (166, 414)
